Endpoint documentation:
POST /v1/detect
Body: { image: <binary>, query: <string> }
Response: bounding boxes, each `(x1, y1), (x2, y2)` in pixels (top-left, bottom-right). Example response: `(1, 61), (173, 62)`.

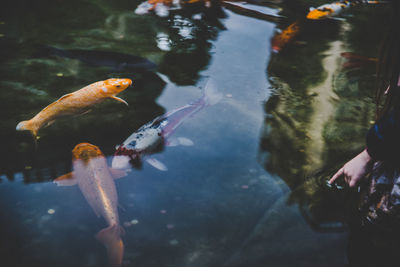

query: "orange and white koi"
(271, 21), (302, 53)
(306, 1), (351, 20)
(16, 78), (132, 138)
(54, 143), (128, 267)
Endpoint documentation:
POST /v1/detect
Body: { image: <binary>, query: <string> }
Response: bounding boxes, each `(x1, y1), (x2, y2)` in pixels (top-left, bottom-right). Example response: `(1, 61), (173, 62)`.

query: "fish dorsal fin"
(56, 93), (74, 102)
(54, 172), (77, 186)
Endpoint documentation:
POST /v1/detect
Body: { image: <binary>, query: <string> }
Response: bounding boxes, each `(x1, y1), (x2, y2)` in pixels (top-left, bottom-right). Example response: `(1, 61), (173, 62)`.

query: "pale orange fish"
(16, 78), (132, 138)
(54, 143), (128, 267)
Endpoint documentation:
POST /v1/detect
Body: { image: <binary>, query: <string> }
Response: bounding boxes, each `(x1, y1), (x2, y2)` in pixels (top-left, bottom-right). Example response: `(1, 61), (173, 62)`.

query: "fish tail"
(96, 224), (124, 267)
(203, 78), (222, 106)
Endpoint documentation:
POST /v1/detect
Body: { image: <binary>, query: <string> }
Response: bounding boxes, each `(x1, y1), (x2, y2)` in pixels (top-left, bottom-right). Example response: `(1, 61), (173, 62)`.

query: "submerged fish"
(54, 143), (127, 267)
(35, 45), (157, 71)
(271, 21), (302, 53)
(135, 0), (211, 17)
(16, 78), (132, 138)
(112, 79), (221, 171)
(340, 52), (377, 69)
(306, 1), (351, 20)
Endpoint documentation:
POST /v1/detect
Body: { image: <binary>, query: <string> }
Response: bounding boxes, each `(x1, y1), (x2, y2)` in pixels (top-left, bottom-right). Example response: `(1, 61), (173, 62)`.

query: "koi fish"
(340, 52), (377, 69)
(35, 45), (157, 72)
(16, 78), (132, 138)
(271, 21), (302, 53)
(54, 143), (128, 267)
(135, 0), (211, 17)
(112, 79), (221, 171)
(306, 1), (351, 20)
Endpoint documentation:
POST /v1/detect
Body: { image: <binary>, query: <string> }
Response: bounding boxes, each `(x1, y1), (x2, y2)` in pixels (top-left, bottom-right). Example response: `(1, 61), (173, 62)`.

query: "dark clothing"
(366, 106), (400, 162)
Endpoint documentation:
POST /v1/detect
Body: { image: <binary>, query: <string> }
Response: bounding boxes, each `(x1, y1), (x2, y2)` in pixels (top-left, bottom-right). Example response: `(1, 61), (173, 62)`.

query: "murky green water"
(0, 0), (391, 266)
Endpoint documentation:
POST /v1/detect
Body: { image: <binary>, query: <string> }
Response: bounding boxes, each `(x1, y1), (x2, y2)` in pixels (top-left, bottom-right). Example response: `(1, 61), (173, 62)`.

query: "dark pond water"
(0, 0), (392, 266)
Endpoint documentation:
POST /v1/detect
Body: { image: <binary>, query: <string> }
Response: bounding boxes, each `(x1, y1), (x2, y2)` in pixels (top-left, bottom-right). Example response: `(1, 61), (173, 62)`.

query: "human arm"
(328, 149), (374, 188)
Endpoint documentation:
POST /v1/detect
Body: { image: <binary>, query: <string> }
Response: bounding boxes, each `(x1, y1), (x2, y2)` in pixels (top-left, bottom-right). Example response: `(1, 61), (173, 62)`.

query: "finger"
(329, 167), (344, 184)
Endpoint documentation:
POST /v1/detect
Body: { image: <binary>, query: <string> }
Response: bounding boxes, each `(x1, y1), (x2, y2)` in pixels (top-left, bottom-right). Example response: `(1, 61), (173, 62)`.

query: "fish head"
(100, 78), (132, 96)
(72, 143), (104, 164)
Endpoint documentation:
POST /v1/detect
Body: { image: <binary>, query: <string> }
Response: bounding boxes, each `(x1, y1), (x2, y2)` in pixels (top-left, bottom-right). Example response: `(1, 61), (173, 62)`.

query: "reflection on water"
(0, 0), (393, 266)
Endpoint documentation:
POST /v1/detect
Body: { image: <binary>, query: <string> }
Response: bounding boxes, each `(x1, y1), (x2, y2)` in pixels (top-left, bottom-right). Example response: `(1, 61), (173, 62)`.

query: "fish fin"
(44, 120), (56, 128)
(75, 109), (92, 117)
(109, 168), (129, 179)
(165, 138), (179, 147)
(330, 17), (346, 21)
(203, 78), (222, 106)
(166, 137), (193, 147)
(177, 137), (194, 146)
(96, 224), (124, 267)
(146, 158), (168, 171)
(110, 96), (129, 106)
(56, 93), (74, 102)
(53, 172), (77, 186)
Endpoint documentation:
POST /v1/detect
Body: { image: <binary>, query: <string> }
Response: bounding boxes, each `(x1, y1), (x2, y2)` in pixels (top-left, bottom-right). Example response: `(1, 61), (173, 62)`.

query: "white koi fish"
(112, 79), (221, 171)
(54, 143), (127, 267)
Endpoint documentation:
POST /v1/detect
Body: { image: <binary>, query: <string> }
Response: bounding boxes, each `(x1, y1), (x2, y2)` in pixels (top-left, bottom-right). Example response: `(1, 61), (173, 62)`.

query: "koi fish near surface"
(306, 1), (351, 20)
(135, 0), (211, 17)
(112, 79), (222, 171)
(16, 78), (132, 138)
(54, 143), (128, 267)
(271, 20), (302, 53)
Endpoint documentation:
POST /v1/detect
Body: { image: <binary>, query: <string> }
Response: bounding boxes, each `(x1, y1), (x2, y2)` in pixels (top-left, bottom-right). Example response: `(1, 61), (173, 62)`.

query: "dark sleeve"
(366, 107), (400, 161)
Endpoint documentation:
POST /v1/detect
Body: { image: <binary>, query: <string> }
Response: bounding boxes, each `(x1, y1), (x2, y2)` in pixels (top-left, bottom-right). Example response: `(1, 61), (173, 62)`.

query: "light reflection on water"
(1, 0), (385, 266)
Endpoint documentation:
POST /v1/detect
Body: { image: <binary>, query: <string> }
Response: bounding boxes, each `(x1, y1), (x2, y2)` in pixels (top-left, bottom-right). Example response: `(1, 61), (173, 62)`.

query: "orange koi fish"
(16, 78), (132, 138)
(271, 21), (301, 53)
(306, 1), (351, 20)
(54, 143), (128, 267)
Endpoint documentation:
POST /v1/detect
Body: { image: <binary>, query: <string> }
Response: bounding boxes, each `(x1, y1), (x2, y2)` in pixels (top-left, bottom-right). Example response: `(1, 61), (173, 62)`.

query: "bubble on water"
(241, 185), (249, 189)
(160, 210), (167, 214)
(166, 224), (175, 229)
(123, 221), (132, 227)
(131, 219), (139, 225)
(47, 209), (55, 215)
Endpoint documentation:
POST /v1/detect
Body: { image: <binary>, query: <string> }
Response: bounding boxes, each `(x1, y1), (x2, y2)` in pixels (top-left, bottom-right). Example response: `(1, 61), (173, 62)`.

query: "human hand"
(328, 149), (374, 188)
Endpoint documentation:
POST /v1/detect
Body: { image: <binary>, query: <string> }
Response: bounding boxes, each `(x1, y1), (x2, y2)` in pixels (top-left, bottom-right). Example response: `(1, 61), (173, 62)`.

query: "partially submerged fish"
(306, 1), (351, 20)
(35, 45), (157, 71)
(16, 78), (132, 138)
(271, 21), (302, 53)
(54, 143), (127, 267)
(112, 79), (221, 171)
(135, 0), (211, 17)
